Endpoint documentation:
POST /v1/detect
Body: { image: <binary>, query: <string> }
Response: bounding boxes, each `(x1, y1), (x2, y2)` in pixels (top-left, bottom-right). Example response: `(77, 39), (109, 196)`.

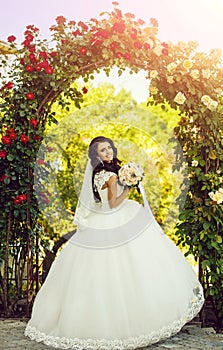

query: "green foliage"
(1, 2), (223, 325)
(46, 84), (181, 240)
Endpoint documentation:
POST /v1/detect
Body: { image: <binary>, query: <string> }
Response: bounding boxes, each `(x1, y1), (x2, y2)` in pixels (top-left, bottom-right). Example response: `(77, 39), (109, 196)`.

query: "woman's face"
(97, 141), (114, 163)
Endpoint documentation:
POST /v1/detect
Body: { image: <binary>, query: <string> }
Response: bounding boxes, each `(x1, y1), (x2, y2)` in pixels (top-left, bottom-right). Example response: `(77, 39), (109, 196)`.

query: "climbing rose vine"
(0, 2), (223, 327)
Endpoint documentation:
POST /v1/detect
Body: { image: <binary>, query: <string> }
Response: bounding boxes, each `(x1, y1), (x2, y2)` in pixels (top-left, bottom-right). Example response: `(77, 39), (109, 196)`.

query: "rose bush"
(1, 1), (223, 325)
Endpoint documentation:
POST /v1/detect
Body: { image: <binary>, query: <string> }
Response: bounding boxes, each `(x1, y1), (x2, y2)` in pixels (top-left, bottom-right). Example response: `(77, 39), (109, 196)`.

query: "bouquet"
(118, 161), (144, 187)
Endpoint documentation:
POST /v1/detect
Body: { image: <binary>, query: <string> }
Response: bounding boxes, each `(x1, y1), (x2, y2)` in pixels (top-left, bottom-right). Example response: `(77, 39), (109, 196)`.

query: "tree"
(42, 83), (185, 243)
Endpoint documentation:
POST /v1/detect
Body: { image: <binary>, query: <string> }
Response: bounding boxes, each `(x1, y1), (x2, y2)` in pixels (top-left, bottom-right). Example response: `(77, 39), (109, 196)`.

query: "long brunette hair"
(88, 136), (121, 202)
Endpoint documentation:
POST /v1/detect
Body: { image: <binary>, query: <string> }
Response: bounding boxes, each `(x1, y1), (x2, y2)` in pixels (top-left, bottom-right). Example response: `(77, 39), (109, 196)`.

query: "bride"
(25, 135), (204, 349)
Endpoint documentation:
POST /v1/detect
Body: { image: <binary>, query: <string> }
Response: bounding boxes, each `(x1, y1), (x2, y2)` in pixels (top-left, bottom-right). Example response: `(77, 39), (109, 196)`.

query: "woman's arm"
(106, 175), (130, 209)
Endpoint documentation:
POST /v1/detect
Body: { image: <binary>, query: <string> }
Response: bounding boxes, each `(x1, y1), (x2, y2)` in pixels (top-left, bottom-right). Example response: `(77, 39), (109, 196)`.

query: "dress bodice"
(94, 170), (123, 203)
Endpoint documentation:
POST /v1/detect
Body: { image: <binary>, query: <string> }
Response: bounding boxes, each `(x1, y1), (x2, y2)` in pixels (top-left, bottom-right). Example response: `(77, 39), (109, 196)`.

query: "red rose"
(4, 82), (13, 89)
(29, 46), (36, 53)
(130, 33), (137, 39)
(56, 15), (66, 25)
(39, 51), (48, 59)
(93, 31), (100, 38)
(35, 64), (42, 71)
(144, 43), (151, 51)
(162, 48), (168, 55)
(26, 25), (39, 33)
(26, 92), (35, 100)
(24, 29), (32, 36)
(7, 35), (16, 42)
(25, 65), (34, 72)
(61, 39), (69, 45)
(112, 22), (125, 33)
(25, 33), (34, 42)
(29, 53), (36, 62)
(37, 159), (45, 165)
(73, 30), (81, 37)
(39, 60), (49, 68)
(150, 18), (158, 27)
(50, 51), (57, 57)
(23, 39), (31, 47)
(78, 21), (88, 31)
(80, 46), (87, 55)
(89, 37), (95, 44)
(33, 135), (41, 141)
(110, 41), (118, 51)
(68, 20), (76, 26)
(131, 28), (137, 39)
(0, 174), (6, 182)
(9, 132), (17, 140)
(123, 53), (131, 60)
(20, 134), (29, 143)
(45, 66), (54, 74)
(0, 150), (7, 158)
(138, 19), (145, 25)
(2, 136), (11, 145)
(20, 58), (25, 65)
(82, 87), (88, 94)
(161, 42), (168, 48)
(134, 41), (142, 49)
(30, 118), (38, 127)
(13, 197), (21, 205)
(114, 9), (122, 19)
(115, 52), (122, 58)
(125, 12), (135, 19)
(18, 194), (26, 201)
(49, 26), (57, 32)
(100, 30), (109, 39)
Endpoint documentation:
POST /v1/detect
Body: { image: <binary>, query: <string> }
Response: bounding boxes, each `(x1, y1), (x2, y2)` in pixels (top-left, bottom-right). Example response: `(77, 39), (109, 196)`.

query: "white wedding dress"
(25, 170), (204, 349)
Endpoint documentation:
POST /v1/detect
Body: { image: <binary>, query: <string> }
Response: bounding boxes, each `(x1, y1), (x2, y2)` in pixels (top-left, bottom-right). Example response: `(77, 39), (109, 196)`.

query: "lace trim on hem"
(24, 288), (204, 350)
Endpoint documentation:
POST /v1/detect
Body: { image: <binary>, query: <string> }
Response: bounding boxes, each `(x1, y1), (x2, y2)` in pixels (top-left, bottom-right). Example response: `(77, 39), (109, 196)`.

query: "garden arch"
(1, 2), (223, 327)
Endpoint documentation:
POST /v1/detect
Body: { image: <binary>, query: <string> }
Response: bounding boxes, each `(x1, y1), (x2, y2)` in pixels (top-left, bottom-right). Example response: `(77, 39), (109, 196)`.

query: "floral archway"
(0, 2), (223, 327)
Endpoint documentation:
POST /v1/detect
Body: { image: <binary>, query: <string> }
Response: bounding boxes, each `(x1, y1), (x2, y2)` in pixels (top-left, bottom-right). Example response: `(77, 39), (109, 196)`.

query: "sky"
(1, 0), (223, 101)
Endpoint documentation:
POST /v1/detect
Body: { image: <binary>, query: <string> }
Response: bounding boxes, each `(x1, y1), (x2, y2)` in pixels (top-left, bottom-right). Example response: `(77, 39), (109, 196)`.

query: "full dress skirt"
(25, 184), (204, 350)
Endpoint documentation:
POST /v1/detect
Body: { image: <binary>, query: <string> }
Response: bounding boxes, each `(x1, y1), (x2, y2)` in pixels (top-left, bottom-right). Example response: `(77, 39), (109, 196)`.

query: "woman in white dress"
(25, 136), (204, 349)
